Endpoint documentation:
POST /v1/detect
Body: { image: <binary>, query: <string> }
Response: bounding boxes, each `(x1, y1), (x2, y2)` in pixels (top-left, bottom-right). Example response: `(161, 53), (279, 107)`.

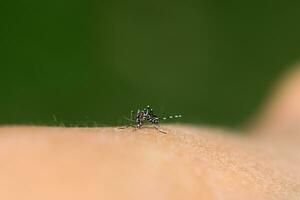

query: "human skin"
(1, 67), (300, 200)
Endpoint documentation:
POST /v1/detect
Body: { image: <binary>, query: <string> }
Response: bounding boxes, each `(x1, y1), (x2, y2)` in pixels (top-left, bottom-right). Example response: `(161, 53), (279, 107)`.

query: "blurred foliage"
(1, 0), (300, 127)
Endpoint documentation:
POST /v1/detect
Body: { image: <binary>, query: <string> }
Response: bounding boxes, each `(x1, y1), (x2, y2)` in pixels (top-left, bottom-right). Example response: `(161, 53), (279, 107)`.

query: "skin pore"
(1, 67), (300, 200)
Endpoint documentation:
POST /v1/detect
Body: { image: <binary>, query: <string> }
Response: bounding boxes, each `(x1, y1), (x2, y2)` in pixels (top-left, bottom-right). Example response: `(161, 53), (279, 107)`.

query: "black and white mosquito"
(120, 105), (182, 134)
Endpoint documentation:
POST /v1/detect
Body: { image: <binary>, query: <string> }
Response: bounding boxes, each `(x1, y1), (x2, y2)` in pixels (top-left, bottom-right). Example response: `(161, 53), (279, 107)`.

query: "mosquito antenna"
(124, 117), (135, 122)
(52, 114), (57, 123)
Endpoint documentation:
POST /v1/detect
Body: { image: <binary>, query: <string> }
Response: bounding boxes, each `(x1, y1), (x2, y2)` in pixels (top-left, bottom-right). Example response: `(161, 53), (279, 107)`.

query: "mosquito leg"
(154, 125), (167, 134)
(118, 124), (136, 129)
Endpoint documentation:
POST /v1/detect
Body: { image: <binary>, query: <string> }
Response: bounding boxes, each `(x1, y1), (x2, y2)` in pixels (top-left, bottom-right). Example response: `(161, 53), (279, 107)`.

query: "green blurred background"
(1, 0), (300, 127)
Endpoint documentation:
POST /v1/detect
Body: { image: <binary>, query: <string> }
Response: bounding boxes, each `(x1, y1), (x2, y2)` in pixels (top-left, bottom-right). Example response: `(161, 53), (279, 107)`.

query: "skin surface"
(0, 125), (300, 200)
(1, 66), (300, 200)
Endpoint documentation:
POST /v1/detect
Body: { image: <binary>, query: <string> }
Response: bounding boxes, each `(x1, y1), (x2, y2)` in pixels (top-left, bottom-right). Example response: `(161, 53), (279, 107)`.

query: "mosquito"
(120, 105), (182, 134)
